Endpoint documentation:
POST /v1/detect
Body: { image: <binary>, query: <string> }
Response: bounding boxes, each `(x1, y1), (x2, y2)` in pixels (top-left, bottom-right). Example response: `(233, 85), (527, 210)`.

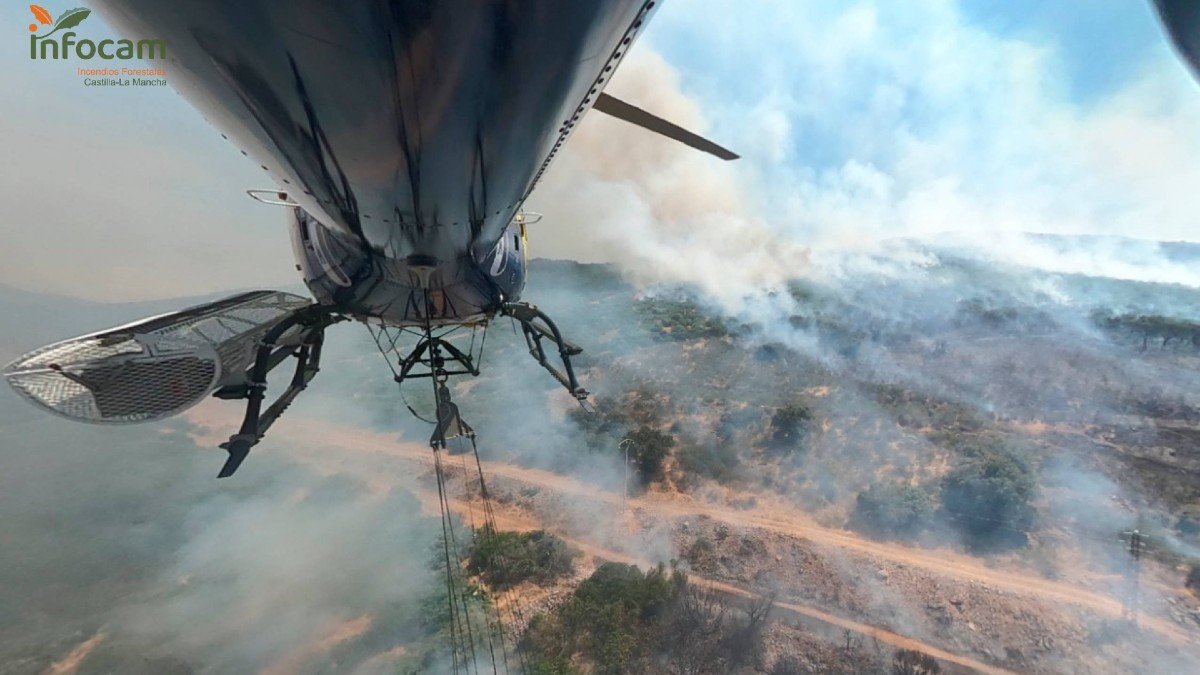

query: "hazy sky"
(1, 1), (1197, 302)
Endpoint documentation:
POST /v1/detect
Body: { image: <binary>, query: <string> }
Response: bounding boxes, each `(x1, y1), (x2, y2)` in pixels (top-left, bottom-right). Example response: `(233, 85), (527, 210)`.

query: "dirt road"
(444, 496), (1017, 675)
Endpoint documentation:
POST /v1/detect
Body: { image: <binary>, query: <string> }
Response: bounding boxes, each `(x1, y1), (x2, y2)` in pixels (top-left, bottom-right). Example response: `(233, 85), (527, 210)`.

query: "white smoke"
(527, 0), (1200, 304)
(528, 49), (810, 312)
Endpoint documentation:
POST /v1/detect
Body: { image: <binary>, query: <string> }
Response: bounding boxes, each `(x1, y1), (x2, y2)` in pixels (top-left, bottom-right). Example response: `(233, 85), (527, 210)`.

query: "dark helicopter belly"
(1156, 0), (1200, 81)
(92, 0), (654, 267)
(287, 206), (527, 325)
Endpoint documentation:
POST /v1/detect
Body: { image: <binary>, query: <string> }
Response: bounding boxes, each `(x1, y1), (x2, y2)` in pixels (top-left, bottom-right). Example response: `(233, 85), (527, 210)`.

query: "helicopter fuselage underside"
(92, 0), (658, 324)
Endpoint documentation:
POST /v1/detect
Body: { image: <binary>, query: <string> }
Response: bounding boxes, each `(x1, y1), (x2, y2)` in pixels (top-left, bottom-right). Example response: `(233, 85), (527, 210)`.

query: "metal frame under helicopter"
(212, 301), (590, 478)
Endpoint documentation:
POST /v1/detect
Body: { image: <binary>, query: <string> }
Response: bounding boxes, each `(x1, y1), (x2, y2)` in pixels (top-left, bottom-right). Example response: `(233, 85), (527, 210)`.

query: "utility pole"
(1119, 528), (1143, 625)
(619, 438), (633, 512)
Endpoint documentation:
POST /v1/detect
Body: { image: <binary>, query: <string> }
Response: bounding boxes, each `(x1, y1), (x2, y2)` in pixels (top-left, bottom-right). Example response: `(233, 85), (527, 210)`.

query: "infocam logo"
(27, 4), (165, 60)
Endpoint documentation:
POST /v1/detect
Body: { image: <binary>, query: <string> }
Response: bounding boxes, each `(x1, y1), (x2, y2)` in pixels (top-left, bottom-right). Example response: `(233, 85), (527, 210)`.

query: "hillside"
(2, 245), (1200, 673)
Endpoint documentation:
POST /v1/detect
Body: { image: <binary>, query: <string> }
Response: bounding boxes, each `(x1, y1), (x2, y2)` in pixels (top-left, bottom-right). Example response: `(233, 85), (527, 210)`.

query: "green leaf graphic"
(53, 7), (90, 31)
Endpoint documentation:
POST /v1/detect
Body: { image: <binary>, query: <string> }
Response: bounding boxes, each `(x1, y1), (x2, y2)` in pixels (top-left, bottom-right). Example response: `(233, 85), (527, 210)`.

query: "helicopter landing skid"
(502, 301), (590, 405)
(214, 307), (345, 477)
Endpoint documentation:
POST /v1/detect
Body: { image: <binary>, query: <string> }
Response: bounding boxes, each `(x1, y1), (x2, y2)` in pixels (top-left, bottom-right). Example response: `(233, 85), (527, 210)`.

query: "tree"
(1093, 312), (1200, 352)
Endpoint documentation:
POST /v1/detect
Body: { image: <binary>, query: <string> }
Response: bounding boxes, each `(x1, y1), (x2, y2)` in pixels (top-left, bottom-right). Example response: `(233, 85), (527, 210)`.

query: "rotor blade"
(592, 92), (739, 160)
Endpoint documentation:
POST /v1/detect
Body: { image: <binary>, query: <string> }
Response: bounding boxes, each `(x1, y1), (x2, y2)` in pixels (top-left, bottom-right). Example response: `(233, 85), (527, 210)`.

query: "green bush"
(766, 402), (812, 453)
(468, 528), (577, 590)
(569, 386), (672, 456)
(522, 563), (772, 674)
(568, 405), (627, 448)
(676, 441), (741, 484)
(622, 426), (675, 487)
(940, 443), (1037, 549)
(523, 563), (680, 674)
(852, 482), (934, 538)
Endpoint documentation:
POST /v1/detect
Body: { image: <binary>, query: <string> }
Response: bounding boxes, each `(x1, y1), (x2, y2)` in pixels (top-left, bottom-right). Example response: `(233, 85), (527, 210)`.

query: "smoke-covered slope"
(2, 245), (1200, 673)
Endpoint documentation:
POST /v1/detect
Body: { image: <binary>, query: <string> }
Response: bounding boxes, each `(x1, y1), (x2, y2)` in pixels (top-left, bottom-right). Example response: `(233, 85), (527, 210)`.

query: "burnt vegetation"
(636, 296), (729, 341)
(953, 298), (1056, 335)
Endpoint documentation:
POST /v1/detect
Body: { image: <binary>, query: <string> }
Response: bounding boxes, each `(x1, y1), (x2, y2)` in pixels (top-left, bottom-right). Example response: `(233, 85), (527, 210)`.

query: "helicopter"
(2, 0), (737, 477)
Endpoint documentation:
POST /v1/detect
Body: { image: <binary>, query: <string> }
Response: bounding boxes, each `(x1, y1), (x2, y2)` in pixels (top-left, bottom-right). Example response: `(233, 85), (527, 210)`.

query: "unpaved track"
(699, 580), (1015, 675)
(439, 495), (1016, 675)
(185, 408), (1197, 648)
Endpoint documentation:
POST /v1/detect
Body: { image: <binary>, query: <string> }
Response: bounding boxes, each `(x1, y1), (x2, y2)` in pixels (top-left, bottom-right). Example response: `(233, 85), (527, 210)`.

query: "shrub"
(685, 536), (718, 569)
(568, 386), (672, 455)
(522, 563), (772, 674)
(771, 655), (807, 675)
(940, 443), (1037, 550)
(956, 299), (1018, 329)
(766, 402), (812, 453)
(468, 528), (577, 589)
(635, 297), (728, 340)
(523, 563), (680, 674)
(871, 383), (984, 436)
(676, 441), (741, 484)
(622, 426), (675, 487)
(893, 649), (942, 674)
(568, 405), (629, 457)
(852, 483), (934, 538)
(1176, 504), (1200, 537)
